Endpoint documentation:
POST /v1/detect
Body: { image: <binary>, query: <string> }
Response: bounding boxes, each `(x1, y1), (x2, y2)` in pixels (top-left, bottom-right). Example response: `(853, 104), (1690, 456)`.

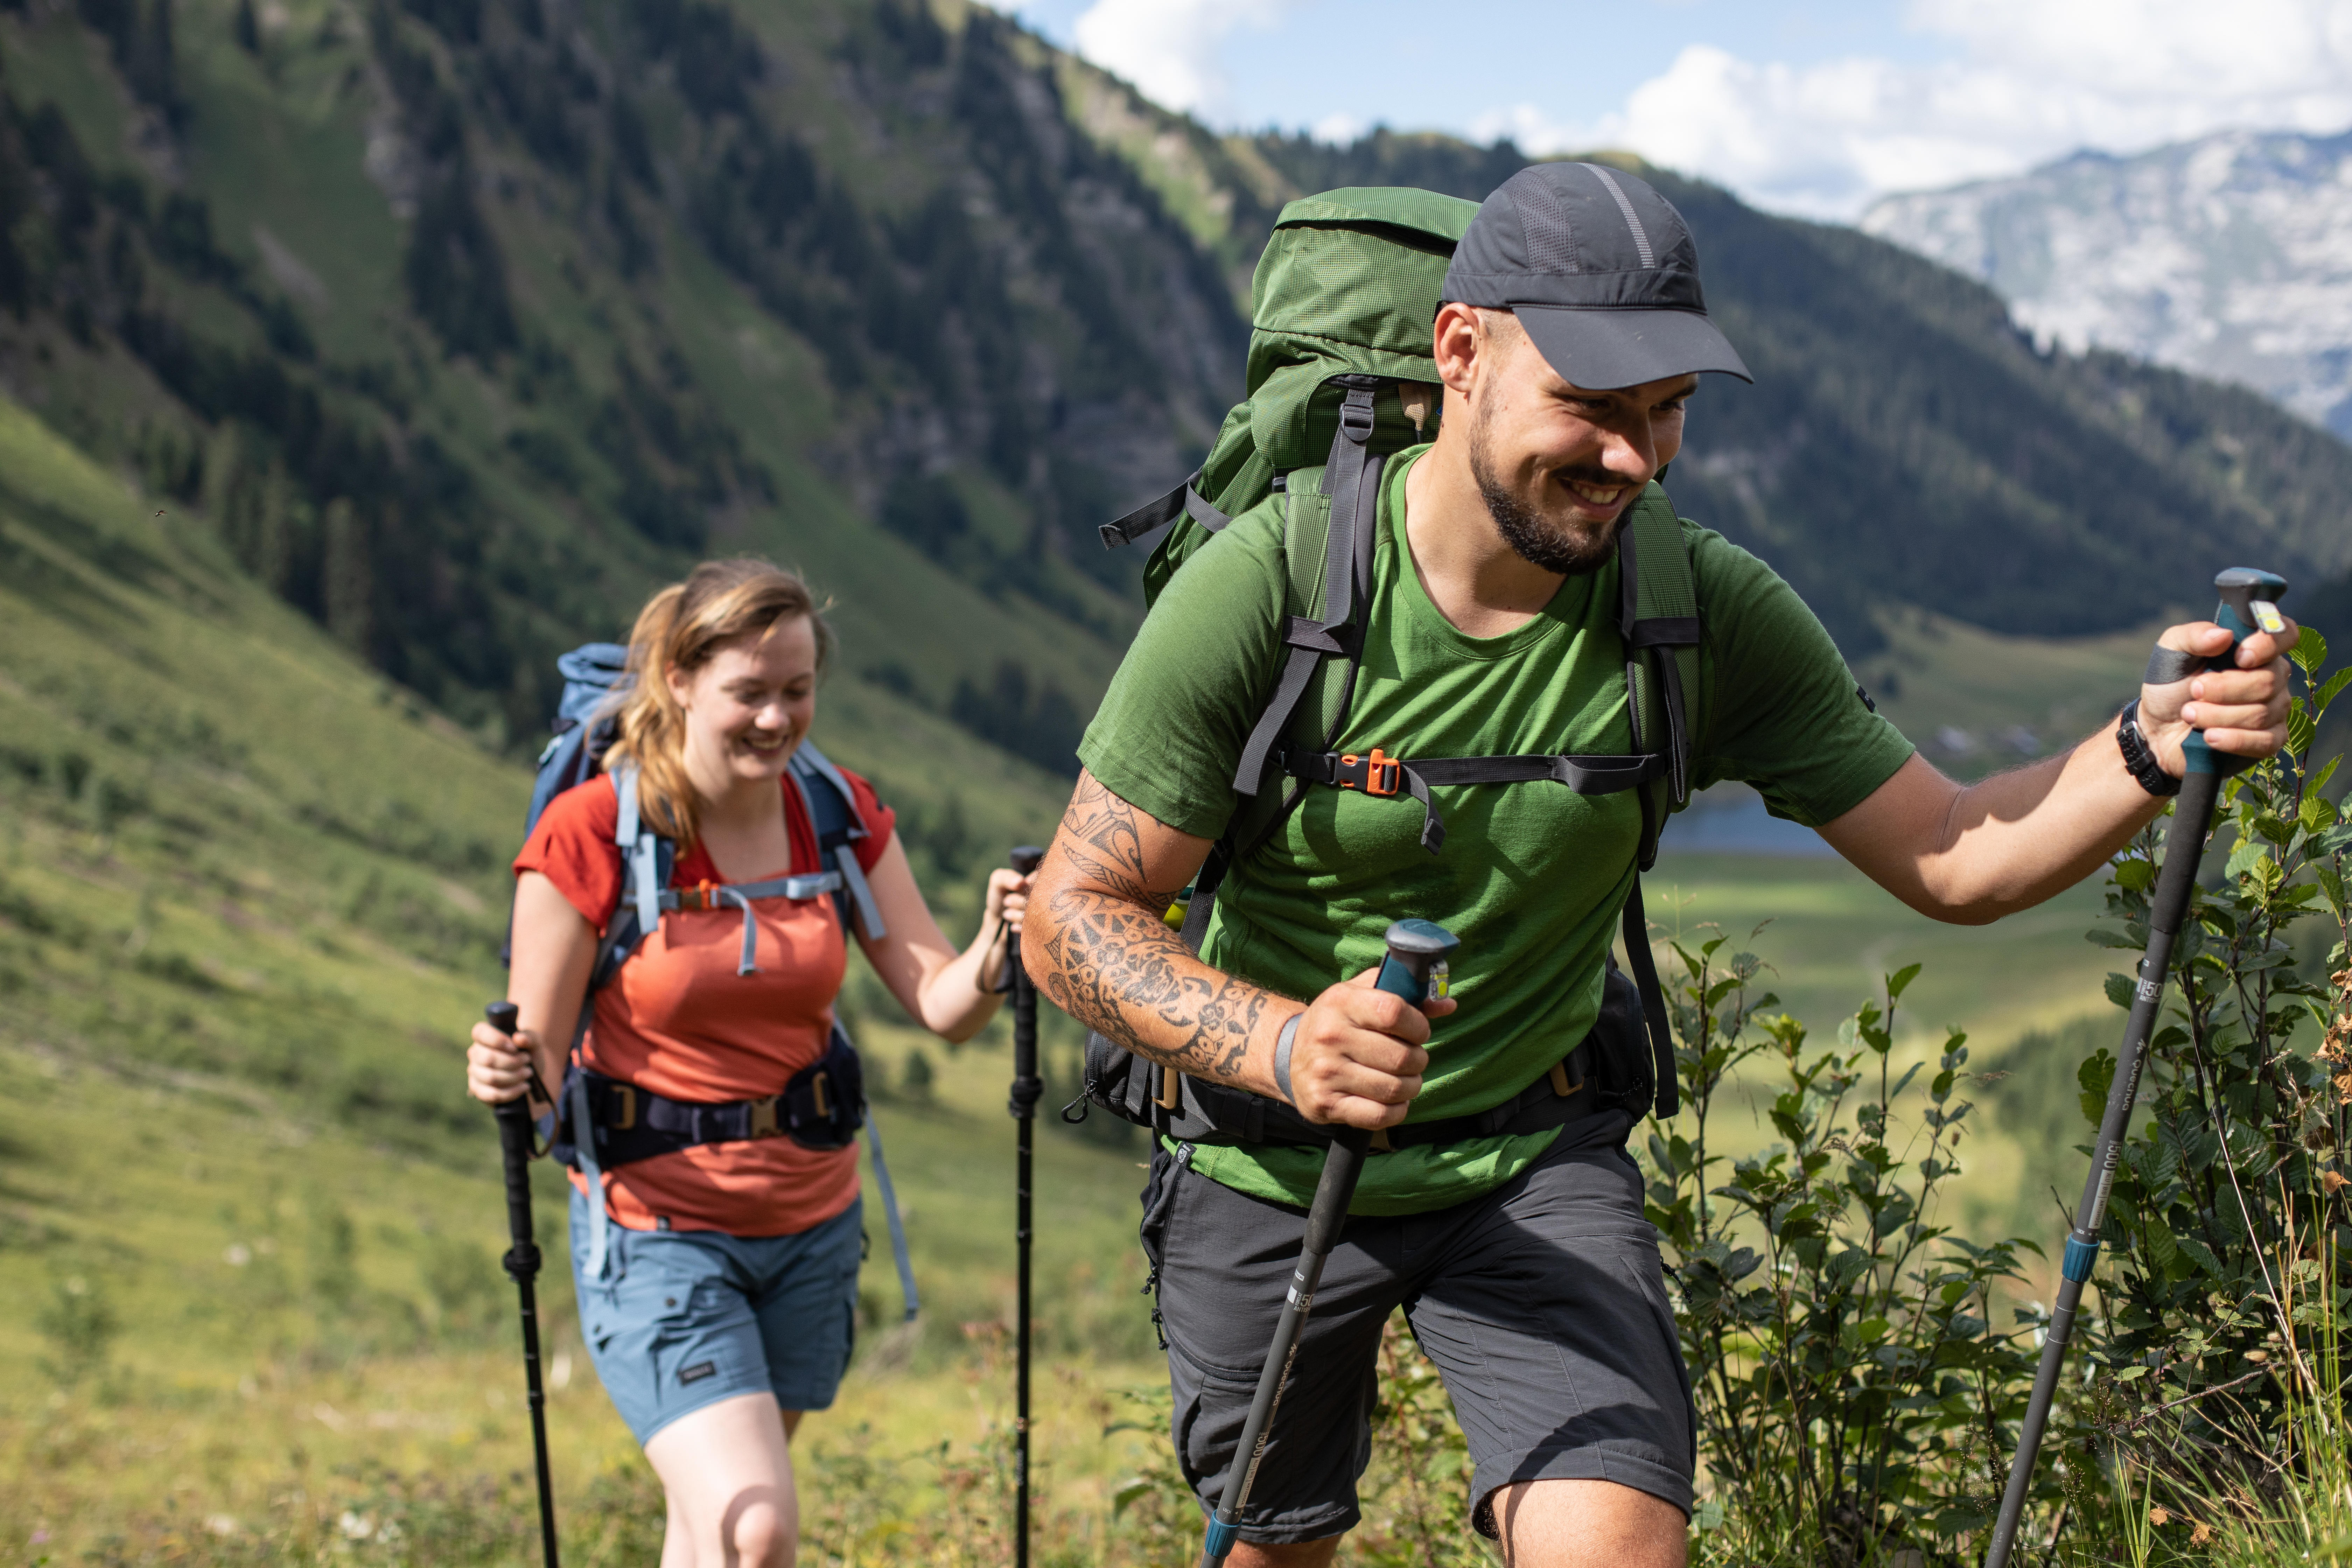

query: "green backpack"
(1091, 187), (1701, 1133)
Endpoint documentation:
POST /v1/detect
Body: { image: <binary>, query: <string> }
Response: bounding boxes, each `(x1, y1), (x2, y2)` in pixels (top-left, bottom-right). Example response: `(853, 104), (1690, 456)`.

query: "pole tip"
(1010, 845), (1045, 875)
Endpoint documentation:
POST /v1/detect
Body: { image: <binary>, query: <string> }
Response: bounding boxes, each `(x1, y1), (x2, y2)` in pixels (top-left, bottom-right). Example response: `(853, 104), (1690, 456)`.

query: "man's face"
(1463, 312), (1697, 576)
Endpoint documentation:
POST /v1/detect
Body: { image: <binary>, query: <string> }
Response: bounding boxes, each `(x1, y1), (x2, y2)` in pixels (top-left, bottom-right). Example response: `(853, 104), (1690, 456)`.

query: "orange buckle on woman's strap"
(1338, 747), (1402, 797)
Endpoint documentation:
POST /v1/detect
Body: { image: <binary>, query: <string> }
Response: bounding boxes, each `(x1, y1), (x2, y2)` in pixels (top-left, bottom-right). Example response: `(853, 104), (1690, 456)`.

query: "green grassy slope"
(0, 387), (1171, 1555)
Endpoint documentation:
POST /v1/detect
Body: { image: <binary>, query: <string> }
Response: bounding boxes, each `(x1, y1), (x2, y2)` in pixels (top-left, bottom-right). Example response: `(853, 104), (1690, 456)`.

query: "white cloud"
(1486, 0), (2352, 219)
(1310, 111), (1366, 146)
(1068, 0), (1303, 115)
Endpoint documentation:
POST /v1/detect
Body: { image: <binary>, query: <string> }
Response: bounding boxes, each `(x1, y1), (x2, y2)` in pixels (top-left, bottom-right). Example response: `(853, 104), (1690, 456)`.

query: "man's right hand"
(1281, 967), (1457, 1129)
(467, 1021), (543, 1107)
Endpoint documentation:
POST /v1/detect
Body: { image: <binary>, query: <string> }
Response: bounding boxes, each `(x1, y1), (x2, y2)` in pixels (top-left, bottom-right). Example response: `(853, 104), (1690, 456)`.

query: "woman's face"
(666, 616), (820, 791)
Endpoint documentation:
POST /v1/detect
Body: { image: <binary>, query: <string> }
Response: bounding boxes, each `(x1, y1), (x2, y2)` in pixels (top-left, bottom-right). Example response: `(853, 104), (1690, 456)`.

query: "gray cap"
(1442, 162), (1752, 391)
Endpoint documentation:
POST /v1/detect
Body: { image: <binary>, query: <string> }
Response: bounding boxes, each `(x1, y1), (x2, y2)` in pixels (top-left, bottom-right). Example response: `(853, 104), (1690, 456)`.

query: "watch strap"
(2117, 699), (2182, 798)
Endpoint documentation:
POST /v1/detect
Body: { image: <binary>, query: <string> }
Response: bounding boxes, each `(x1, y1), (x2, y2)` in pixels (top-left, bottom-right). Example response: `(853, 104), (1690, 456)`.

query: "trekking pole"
(1983, 568), (2290, 1568)
(1200, 919), (1460, 1568)
(1004, 845), (1045, 1568)
(485, 1001), (561, 1568)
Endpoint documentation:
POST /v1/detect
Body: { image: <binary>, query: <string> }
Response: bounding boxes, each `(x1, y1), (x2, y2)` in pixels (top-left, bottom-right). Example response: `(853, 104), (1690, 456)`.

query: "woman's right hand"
(468, 1020), (544, 1106)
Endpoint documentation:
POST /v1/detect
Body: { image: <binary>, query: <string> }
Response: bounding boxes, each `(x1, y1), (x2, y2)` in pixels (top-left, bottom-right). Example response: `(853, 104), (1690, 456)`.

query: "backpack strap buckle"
(1336, 747), (1402, 797)
(1336, 376), (1380, 444)
(609, 1083), (638, 1132)
(747, 1095), (780, 1139)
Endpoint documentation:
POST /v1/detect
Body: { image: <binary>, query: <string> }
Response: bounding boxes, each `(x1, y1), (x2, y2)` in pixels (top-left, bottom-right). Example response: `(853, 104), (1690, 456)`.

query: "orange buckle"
(1339, 747), (1402, 797)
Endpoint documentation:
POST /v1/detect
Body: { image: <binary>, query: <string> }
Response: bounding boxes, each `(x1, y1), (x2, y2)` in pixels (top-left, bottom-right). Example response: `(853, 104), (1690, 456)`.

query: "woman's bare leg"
(643, 1393), (804, 1567)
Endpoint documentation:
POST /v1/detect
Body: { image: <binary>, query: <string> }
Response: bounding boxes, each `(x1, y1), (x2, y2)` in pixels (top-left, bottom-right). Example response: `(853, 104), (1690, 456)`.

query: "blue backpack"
(512, 643), (917, 1316)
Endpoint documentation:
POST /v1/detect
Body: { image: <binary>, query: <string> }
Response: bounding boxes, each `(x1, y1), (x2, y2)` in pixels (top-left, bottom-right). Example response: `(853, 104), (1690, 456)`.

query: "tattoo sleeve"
(1035, 774), (1278, 1087)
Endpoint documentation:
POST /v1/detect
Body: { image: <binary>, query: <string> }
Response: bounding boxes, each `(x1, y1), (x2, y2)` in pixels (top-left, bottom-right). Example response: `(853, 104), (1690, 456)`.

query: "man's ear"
(1432, 302), (1484, 399)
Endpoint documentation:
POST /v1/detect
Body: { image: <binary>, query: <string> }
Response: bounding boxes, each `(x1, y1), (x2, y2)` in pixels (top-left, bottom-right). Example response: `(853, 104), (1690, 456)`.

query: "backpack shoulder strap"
(790, 743), (887, 942)
(1615, 485), (1701, 1118)
(1617, 485), (1702, 860)
(1231, 375), (1386, 799)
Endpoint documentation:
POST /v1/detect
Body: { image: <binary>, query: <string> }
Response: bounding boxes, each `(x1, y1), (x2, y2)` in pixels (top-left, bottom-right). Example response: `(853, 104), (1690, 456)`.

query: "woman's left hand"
(978, 866), (1030, 990)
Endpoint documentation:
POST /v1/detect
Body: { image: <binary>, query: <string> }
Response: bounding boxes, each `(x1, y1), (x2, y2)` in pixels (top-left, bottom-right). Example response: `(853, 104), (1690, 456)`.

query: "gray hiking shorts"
(1142, 1122), (1694, 1546)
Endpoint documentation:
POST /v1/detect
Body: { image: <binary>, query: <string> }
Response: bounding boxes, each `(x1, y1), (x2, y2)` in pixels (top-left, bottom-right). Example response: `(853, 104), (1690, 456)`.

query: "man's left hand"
(2137, 616), (2301, 777)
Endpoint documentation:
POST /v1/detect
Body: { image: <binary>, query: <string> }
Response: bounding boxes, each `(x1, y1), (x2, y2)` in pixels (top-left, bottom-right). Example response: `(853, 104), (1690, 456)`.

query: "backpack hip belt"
(551, 1024), (868, 1170)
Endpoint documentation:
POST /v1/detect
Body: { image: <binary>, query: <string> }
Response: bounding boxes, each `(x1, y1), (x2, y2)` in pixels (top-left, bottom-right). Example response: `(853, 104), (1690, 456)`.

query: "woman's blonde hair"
(604, 559), (833, 849)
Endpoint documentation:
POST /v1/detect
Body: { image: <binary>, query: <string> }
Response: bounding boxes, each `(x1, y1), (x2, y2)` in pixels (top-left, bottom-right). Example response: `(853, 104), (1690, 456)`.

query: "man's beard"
(1469, 410), (1625, 578)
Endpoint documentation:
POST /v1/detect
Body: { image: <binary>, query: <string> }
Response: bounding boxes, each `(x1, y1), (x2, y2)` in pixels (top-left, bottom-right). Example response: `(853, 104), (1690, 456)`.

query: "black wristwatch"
(2116, 699), (2180, 798)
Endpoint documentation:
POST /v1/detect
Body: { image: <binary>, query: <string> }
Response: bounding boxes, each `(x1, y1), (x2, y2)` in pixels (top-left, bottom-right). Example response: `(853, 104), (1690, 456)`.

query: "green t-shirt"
(1078, 449), (1915, 1214)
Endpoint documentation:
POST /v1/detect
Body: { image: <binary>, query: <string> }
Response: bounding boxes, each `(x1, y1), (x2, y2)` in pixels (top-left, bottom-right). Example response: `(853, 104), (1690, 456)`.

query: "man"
(1022, 163), (2296, 1568)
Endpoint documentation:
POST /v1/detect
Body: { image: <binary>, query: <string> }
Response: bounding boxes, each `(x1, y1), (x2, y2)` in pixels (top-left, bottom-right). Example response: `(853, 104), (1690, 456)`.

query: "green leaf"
(2289, 706), (2317, 756)
(1886, 962), (1922, 1000)
(2292, 626), (2329, 673)
(2114, 859), (2156, 892)
(2302, 794), (2340, 835)
(2105, 972), (2136, 1010)
(2085, 927), (2140, 950)
(2079, 1049), (2116, 1129)
(2316, 666), (2352, 715)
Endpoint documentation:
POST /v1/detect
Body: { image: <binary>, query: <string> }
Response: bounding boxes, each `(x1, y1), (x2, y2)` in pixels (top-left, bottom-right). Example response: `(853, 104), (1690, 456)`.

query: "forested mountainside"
(0, 0), (2347, 763)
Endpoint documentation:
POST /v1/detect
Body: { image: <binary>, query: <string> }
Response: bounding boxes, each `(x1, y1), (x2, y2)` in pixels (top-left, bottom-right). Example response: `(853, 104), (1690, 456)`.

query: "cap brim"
(1514, 305), (1753, 390)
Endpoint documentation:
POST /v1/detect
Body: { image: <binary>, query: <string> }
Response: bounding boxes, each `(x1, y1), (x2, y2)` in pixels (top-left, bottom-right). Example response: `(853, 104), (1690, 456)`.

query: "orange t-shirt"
(516, 766), (896, 1238)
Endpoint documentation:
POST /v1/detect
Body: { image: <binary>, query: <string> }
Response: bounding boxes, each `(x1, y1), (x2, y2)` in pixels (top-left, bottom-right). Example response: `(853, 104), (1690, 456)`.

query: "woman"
(467, 559), (1026, 1568)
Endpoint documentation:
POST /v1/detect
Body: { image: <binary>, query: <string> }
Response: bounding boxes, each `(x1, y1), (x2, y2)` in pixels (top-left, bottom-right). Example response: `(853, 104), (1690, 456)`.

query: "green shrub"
(1645, 938), (2036, 1565)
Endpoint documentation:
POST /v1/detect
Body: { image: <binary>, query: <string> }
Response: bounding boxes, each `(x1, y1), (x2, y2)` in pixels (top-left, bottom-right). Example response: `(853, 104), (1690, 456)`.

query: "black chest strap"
(1278, 745), (1668, 853)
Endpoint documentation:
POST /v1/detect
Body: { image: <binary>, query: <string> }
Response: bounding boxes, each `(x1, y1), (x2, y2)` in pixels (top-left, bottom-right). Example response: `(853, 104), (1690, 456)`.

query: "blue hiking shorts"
(569, 1189), (864, 1446)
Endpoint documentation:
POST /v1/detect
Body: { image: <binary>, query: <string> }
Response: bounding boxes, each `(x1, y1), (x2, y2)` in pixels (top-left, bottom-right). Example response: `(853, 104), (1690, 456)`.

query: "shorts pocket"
(1138, 1147), (1182, 1280)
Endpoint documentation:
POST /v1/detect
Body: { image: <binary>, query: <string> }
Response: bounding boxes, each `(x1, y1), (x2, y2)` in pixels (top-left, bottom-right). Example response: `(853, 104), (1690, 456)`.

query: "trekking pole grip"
(2183, 567), (2291, 782)
(1007, 846), (1044, 1120)
(485, 1002), (540, 1281)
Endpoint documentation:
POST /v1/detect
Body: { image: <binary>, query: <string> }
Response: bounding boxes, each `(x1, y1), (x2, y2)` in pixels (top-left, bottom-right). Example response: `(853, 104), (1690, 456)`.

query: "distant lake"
(1661, 792), (1839, 858)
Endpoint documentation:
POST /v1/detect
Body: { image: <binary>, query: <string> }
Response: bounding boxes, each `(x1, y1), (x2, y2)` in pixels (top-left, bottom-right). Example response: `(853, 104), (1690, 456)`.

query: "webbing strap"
(1233, 646), (1323, 796)
(1101, 470), (1232, 550)
(837, 852), (886, 943)
(1620, 880), (1678, 1117)
(1188, 487), (1234, 532)
(790, 747), (887, 941)
(571, 1065), (613, 1281)
(658, 870), (845, 975)
(1279, 748), (1668, 853)
(860, 1102), (920, 1321)
(1101, 470), (1196, 550)
(615, 767), (663, 941)
(1232, 379), (1383, 796)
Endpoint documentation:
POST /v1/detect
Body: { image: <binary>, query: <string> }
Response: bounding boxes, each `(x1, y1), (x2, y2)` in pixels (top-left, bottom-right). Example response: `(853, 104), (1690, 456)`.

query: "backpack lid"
(1239, 187), (1482, 480)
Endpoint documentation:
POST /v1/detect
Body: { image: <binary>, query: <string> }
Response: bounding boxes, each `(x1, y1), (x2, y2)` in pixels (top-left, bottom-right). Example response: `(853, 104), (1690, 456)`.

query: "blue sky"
(1006, 0), (2352, 219)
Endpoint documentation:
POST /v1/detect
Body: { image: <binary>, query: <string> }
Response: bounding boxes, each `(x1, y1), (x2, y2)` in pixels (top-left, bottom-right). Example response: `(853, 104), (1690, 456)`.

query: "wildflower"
(2191, 1521), (2214, 1546)
(2324, 1171), (2350, 1194)
(2336, 1071), (2352, 1104)
(2150, 1507), (2171, 1526)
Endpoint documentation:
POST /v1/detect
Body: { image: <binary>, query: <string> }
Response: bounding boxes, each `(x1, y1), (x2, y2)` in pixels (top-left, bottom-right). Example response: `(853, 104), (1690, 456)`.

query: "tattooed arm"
(1023, 769), (1442, 1128)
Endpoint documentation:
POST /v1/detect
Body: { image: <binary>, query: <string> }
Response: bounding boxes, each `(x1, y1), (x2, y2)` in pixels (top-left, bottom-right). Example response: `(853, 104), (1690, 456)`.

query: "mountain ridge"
(0, 0), (2345, 757)
(1860, 125), (2352, 441)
